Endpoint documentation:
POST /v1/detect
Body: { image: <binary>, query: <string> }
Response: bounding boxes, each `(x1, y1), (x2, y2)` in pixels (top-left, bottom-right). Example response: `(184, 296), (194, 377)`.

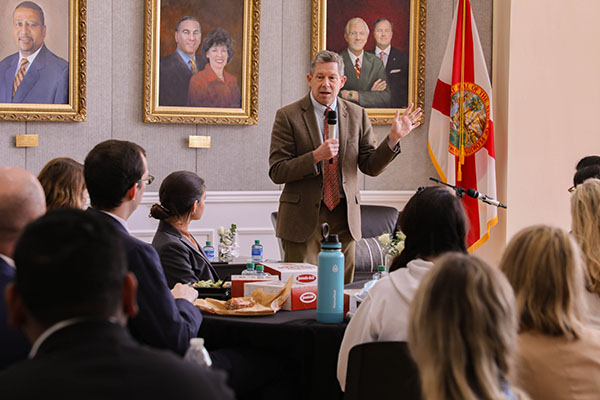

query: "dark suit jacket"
(0, 258), (29, 370)
(341, 50), (391, 108)
(159, 52), (205, 107)
(269, 94), (399, 243)
(369, 47), (409, 108)
(152, 220), (219, 287)
(0, 45), (68, 104)
(87, 209), (202, 356)
(0, 319), (234, 400)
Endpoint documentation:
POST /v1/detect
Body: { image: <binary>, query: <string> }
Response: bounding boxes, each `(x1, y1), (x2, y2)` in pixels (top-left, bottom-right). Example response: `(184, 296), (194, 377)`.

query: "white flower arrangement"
(378, 230), (406, 258)
(217, 224), (239, 262)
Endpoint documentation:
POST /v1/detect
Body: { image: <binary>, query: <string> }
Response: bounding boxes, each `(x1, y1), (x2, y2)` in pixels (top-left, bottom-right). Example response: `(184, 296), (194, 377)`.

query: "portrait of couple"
(0, 1), (69, 105)
(159, 17), (240, 108)
(158, 1), (243, 109)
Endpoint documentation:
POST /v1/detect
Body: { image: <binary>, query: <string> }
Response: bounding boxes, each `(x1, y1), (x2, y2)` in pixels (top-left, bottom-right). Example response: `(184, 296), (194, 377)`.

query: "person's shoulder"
(39, 46), (68, 68)
(278, 94), (311, 114)
(338, 96), (365, 115)
(0, 52), (18, 69)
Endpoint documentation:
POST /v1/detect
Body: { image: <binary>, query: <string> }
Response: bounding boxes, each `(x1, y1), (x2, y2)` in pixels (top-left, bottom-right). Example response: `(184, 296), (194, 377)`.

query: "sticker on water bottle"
(332, 265), (338, 272)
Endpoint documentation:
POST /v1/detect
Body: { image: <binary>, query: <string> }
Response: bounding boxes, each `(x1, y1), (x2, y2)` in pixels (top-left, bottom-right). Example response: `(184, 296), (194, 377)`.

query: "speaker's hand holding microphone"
(312, 109), (339, 164)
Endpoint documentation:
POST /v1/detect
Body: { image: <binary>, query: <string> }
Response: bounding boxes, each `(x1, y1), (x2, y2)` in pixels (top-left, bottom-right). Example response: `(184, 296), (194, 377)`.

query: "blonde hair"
(500, 225), (585, 339)
(38, 157), (86, 211)
(409, 253), (520, 400)
(571, 178), (600, 296)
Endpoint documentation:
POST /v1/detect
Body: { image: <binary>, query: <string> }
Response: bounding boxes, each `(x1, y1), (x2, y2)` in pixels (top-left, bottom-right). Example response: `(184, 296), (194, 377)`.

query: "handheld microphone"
(465, 188), (507, 209)
(327, 110), (337, 164)
(429, 177), (507, 209)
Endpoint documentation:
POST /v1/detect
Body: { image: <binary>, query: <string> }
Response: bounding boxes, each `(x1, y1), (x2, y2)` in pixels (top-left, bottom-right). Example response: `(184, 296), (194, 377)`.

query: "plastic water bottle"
(251, 239), (264, 262)
(183, 338), (212, 367)
(317, 223), (344, 323)
(255, 264), (271, 278)
(241, 262), (257, 275)
(372, 265), (387, 280)
(202, 241), (215, 261)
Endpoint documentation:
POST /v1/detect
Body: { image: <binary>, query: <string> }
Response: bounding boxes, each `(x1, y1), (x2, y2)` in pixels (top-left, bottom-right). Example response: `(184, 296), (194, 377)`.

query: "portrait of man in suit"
(339, 17), (391, 109)
(369, 17), (409, 108)
(0, 1), (68, 104)
(159, 16), (205, 107)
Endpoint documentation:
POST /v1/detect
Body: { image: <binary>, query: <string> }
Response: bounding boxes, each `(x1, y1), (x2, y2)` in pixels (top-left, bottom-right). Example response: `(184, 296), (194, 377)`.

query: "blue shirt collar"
(176, 48), (196, 68)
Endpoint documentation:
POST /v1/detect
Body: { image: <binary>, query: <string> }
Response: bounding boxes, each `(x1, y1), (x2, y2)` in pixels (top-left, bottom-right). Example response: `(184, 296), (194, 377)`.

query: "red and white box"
(344, 289), (362, 316)
(259, 262), (318, 285)
(230, 274), (278, 298)
(244, 281), (318, 311)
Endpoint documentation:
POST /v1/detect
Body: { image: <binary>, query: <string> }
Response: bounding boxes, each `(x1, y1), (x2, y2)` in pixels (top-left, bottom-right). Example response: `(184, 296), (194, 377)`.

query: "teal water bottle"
(317, 223), (344, 323)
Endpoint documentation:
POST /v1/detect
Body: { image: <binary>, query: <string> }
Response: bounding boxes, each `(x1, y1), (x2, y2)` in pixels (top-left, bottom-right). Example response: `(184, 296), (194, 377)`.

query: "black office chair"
(344, 341), (421, 400)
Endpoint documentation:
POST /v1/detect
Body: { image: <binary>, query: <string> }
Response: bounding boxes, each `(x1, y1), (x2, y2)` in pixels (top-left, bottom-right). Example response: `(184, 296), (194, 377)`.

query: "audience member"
(409, 253), (527, 400)
(0, 209), (234, 399)
(571, 178), (600, 329)
(337, 186), (467, 391)
(83, 140), (202, 356)
(150, 171), (218, 287)
(0, 167), (45, 370)
(500, 225), (600, 400)
(37, 157), (87, 210)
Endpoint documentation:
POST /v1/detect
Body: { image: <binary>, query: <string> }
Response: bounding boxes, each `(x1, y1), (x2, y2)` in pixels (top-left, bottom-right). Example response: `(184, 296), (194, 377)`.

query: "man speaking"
(269, 50), (421, 283)
(0, 1), (68, 104)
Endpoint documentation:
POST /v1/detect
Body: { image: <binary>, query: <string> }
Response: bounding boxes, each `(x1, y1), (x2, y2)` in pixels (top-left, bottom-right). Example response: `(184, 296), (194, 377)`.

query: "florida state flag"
(428, 0), (497, 251)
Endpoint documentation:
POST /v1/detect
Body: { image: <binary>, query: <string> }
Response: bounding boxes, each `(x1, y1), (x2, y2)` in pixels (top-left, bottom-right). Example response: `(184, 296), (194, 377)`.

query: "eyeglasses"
(568, 185), (576, 193)
(139, 174), (155, 186)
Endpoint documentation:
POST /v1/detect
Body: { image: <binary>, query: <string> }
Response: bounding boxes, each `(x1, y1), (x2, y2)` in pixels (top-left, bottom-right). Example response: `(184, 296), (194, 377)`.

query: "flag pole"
(458, 0), (467, 182)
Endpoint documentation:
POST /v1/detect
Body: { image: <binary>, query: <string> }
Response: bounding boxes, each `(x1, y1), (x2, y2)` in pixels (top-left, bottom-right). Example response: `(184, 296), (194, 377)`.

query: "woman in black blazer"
(150, 171), (218, 288)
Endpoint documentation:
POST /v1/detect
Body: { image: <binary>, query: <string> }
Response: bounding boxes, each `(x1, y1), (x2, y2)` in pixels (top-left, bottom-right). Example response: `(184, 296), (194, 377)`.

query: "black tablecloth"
(199, 309), (347, 400)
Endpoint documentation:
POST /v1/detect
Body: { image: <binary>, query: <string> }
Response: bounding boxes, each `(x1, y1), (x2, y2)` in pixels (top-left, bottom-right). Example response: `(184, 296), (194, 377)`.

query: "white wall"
(476, 0), (600, 266)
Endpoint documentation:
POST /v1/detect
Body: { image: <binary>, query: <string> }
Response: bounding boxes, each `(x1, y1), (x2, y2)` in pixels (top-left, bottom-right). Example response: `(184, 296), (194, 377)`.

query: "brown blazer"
(269, 94), (398, 243)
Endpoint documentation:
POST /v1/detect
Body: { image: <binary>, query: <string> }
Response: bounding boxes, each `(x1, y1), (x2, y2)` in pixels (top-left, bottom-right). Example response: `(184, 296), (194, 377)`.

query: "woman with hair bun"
(150, 171), (218, 288)
(337, 186), (468, 391)
(409, 253), (527, 400)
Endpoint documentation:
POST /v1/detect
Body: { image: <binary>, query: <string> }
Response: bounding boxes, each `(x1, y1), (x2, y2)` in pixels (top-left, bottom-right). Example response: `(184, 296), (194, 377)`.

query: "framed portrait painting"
(143, 0), (260, 125)
(311, 0), (426, 124)
(0, 0), (86, 122)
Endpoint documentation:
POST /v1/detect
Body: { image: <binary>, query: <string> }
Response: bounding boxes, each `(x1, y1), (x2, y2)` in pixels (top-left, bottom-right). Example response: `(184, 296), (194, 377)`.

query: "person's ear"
(121, 272), (139, 318)
(5, 283), (27, 330)
(191, 199), (199, 213)
(341, 75), (347, 89)
(126, 183), (138, 201)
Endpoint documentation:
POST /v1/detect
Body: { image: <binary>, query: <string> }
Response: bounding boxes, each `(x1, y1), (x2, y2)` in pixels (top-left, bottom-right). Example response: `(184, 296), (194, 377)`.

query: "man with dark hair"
(0, 209), (234, 399)
(368, 17), (409, 108)
(159, 16), (204, 106)
(83, 139), (202, 356)
(0, 167), (45, 370)
(0, 1), (68, 104)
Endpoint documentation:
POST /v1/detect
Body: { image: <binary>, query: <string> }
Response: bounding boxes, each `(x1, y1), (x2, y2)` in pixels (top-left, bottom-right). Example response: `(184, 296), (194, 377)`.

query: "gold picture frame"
(143, 0), (260, 125)
(311, 0), (426, 124)
(0, 0), (86, 122)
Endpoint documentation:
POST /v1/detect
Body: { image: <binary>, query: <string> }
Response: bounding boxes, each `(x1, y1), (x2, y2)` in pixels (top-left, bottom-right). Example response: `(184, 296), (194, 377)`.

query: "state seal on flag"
(448, 82), (491, 156)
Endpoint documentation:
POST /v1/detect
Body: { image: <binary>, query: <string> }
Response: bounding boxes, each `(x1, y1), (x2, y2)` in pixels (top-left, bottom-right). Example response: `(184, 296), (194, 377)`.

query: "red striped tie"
(323, 107), (340, 211)
(13, 58), (29, 97)
(354, 58), (361, 80)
